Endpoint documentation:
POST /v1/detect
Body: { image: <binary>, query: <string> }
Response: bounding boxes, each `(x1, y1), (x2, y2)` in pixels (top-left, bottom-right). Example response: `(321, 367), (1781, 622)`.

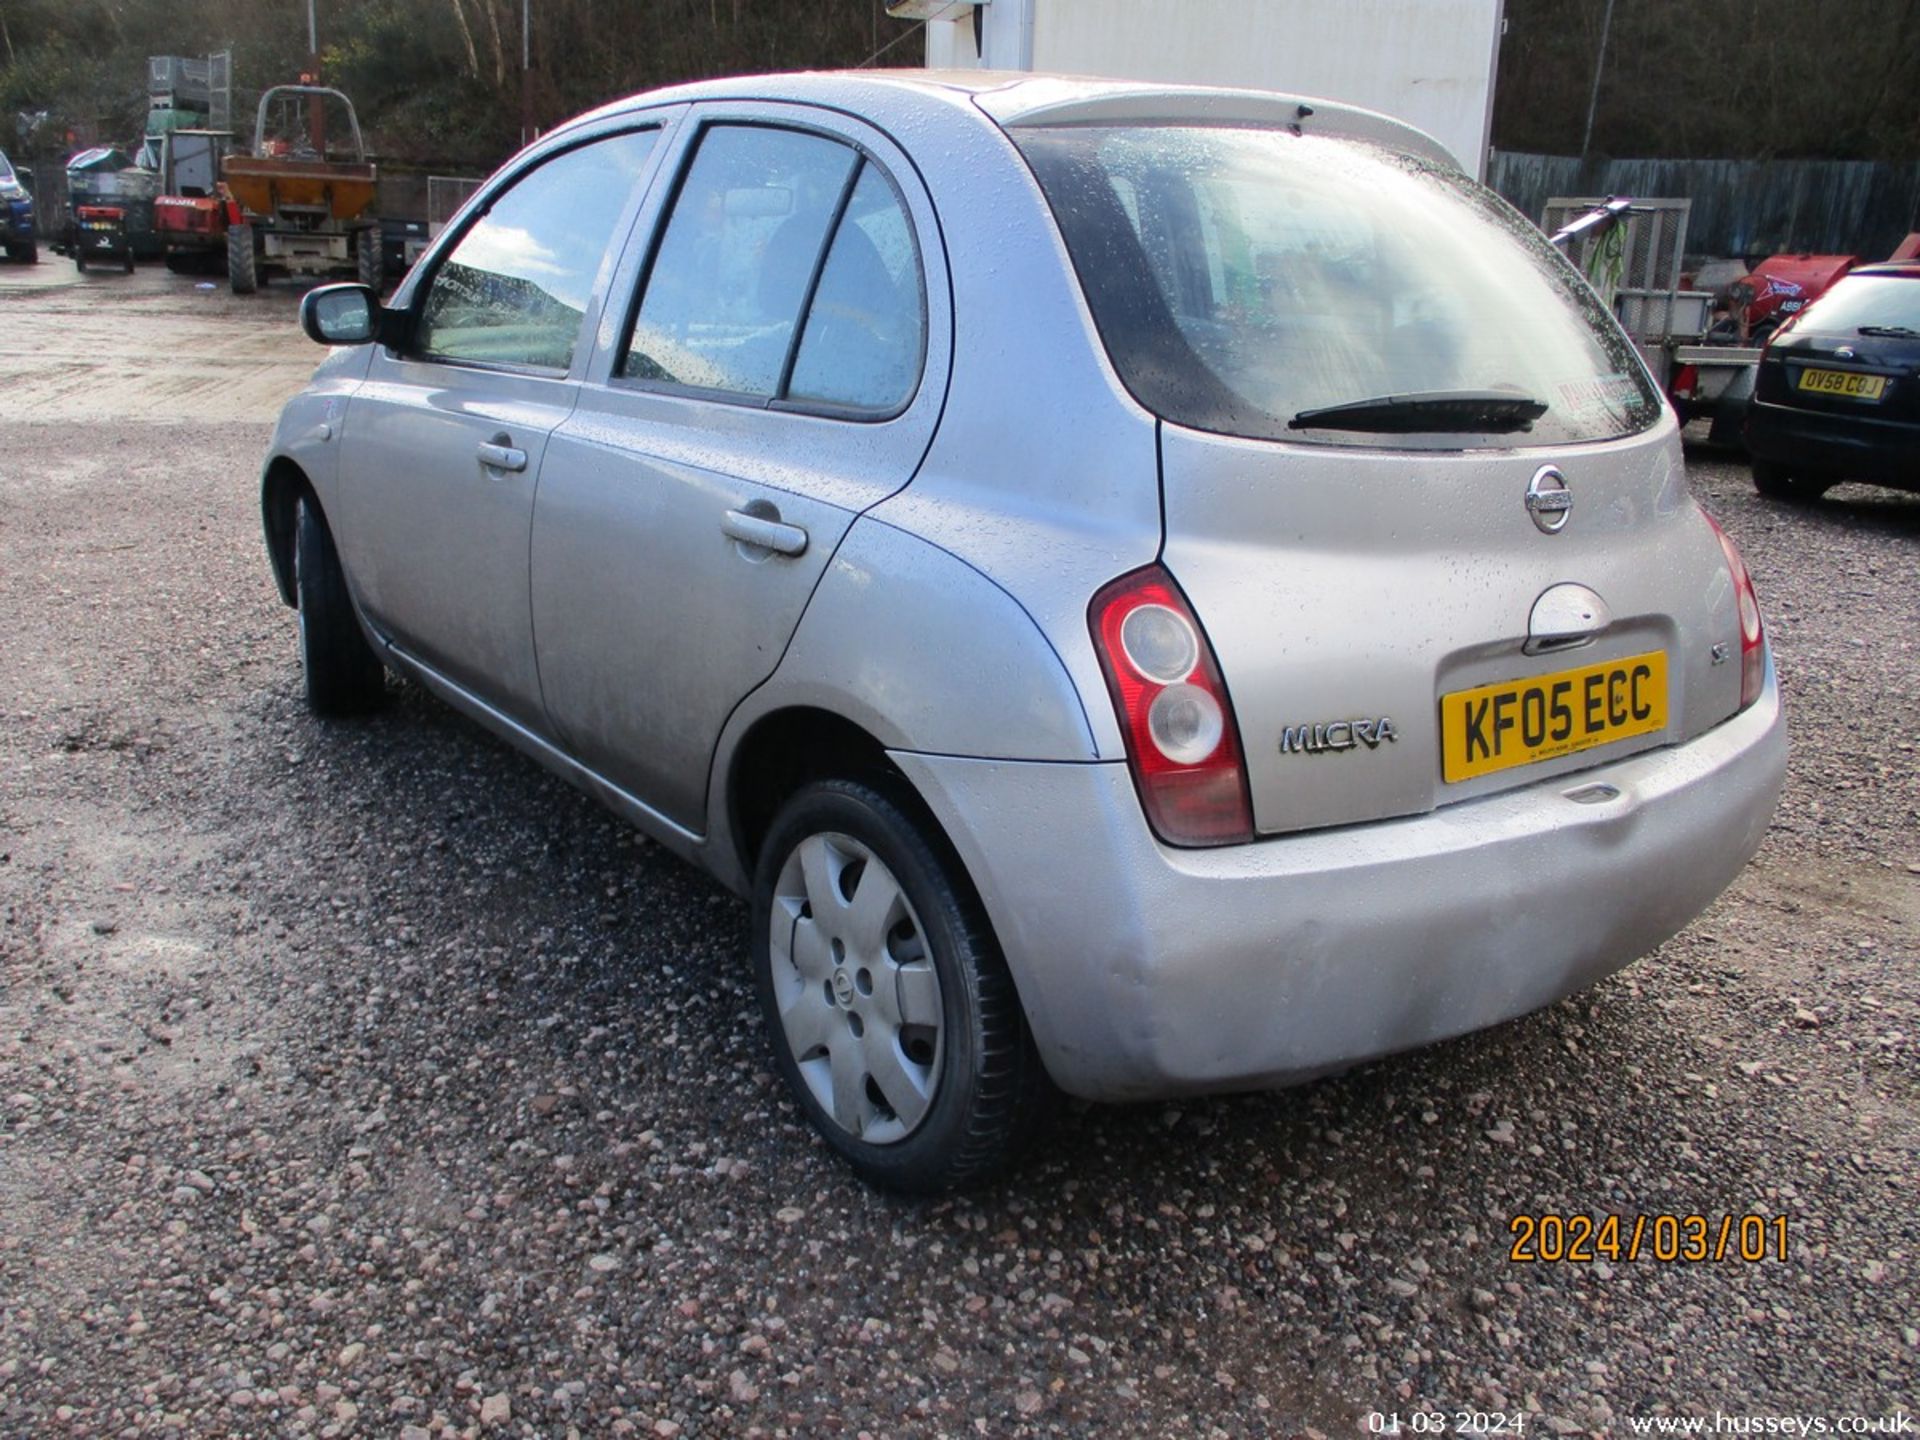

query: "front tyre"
(752, 780), (1048, 1193)
(293, 496), (385, 715)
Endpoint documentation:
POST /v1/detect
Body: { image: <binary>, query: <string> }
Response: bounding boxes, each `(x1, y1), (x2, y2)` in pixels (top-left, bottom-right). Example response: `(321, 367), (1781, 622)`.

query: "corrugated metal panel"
(1492, 152), (1920, 261)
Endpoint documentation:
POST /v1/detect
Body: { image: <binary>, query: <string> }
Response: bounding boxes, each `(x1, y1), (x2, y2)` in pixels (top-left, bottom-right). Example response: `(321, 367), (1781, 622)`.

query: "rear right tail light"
(1090, 566), (1254, 847)
(1703, 511), (1766, 709)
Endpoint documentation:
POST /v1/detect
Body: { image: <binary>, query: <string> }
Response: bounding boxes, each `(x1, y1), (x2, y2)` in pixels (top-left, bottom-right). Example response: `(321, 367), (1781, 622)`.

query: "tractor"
(222, 84), (381, 294)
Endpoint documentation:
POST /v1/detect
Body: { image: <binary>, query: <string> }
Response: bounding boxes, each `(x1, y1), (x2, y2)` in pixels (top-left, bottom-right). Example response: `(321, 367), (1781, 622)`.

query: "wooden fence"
(1491, 152), (1920, 261)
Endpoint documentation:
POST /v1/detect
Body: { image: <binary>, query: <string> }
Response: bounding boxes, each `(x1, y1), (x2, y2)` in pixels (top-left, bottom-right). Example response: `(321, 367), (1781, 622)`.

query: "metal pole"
(1579, 0), (1616, 160)
(307, 0), (325, 151)
(521, 0), (533, 145)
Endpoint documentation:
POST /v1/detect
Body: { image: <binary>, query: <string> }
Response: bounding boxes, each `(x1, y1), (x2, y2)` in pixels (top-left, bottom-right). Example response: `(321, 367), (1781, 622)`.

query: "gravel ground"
(1, 262), (1915, 1438)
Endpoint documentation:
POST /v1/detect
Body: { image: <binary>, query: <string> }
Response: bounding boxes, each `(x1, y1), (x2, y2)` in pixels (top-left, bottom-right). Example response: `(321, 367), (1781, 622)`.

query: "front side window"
(622, 124), (924, 414)
(416, 128), (657, 371)
(1014, 124), (1662, 449)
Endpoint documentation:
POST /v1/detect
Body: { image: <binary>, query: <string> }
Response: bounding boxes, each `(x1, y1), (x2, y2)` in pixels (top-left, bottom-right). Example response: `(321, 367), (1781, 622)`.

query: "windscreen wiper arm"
(1289, 389), (1549, 434)
(1857, 324), (1920, 339)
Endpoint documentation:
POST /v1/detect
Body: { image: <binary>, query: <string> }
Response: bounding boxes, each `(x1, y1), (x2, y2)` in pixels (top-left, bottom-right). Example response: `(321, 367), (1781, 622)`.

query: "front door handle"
(476, 440), (528, 473)
(722, 508), (809, 557)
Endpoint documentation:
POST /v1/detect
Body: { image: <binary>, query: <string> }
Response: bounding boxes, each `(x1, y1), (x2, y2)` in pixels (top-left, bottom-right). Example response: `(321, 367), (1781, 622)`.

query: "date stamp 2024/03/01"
(1506, 1212), (1790, 1264)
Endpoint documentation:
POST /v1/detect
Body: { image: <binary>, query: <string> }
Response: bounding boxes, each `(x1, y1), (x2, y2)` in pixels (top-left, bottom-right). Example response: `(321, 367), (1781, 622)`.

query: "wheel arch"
(722, 706), (914, 887)
(261, 456), (316, 608)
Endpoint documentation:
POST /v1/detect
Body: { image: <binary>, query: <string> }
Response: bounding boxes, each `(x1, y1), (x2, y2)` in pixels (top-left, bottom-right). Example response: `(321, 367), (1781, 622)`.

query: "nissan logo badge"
(1525, 466), (1573, 534)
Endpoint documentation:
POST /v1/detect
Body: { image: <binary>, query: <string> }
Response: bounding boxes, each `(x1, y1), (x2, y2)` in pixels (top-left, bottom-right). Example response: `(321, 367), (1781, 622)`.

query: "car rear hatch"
(1008, 100), (1750, 836)
(1159, 426), (1739, 833)
(1755, 270), (1920, 423)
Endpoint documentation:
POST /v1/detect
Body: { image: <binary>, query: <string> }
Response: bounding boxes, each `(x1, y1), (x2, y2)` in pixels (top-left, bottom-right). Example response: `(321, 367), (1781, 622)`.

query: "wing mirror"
(300, 282), (402, 347)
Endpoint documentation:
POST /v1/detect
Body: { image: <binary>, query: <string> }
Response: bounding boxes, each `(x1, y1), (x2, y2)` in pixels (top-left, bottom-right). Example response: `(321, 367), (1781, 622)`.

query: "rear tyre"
(293, 495), (386, 716)
(74, 250), (87, 273)
(121, 246), (133, 275)
(228, 223), (258, 294)
(355, 224), (384, 291)
(5, 240), (34, 264)
(1752, 463), (1831, 504)
(752, 779), (1050, 1194)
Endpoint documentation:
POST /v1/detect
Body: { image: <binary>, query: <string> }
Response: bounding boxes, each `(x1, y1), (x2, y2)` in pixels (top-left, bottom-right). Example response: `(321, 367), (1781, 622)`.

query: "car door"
(531, 107), (952, 832)
(334, 122), (669, 730)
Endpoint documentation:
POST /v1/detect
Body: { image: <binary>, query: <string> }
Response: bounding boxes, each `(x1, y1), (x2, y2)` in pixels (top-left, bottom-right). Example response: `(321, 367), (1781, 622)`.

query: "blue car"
(0, 149), (36, 263)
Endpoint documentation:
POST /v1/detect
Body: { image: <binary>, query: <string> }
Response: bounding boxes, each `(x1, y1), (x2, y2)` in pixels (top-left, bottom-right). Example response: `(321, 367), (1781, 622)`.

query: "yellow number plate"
(1797, 368), (1886, 401)
(1441, 651), (1668, 784)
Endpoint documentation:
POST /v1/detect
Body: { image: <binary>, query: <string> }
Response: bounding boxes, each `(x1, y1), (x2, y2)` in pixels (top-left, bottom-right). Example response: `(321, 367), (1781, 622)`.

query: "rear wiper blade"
(1857, 324), (1920, 338)
(1289, 389), (1549, 434)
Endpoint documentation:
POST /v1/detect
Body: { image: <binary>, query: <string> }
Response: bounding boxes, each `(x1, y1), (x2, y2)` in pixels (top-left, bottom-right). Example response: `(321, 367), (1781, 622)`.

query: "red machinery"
(1729, 253), (1861, 340)
(151, 129), (237, 273)
(154, 191), (241, 269)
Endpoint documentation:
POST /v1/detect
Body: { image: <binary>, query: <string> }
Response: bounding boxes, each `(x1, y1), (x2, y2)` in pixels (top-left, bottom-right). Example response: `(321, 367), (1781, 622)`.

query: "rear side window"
(416, 128), (657, 371)
(622, 124), (925, 415)
(1014, 125), (1661, 449)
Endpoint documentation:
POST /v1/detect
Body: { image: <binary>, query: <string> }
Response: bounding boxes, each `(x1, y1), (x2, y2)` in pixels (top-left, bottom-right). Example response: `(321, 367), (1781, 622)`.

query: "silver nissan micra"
(261, 71), (1787, 1191)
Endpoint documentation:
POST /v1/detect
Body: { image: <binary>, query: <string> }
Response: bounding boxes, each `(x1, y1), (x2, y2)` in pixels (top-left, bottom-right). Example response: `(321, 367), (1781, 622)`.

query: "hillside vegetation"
(1495, 0), (1920, 162)
(0, 0), (910, 167)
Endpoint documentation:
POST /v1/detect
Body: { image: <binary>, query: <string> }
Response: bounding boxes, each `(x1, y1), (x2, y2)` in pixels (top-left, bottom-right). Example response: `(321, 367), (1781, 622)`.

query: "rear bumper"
(895, 665), (1786, 1101)
(1746, 398), (1920, 491)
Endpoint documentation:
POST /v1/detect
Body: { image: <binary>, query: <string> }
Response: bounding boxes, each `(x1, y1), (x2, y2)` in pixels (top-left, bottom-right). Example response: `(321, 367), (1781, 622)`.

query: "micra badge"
(1280, 718), (1398, 755)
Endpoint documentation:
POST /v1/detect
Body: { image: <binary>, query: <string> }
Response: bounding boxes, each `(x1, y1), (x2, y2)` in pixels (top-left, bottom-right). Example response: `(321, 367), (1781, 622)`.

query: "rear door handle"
(721, 508), (808, 557)
(476, 441), (528, 473)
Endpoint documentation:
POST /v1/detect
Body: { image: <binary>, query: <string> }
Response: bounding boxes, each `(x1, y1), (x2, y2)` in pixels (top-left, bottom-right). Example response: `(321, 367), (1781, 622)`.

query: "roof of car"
(561, 69), (1458, 172)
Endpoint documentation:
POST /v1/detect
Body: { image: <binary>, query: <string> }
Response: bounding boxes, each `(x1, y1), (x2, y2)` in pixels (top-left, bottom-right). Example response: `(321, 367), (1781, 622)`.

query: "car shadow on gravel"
(1804, 487), (1920, 533)
(1694, 471), (1920, 540)
(1784, 485), (1920, 537)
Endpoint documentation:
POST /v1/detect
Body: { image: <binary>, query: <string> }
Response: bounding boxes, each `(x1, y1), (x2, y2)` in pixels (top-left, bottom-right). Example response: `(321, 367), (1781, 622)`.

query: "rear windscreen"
(1013, 124), (1663, 449)
(1796, 274), (1920, 333)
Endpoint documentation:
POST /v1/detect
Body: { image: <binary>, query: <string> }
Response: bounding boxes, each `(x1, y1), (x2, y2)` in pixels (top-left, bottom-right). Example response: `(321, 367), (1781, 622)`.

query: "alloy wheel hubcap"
(769, 832), (943, 1144)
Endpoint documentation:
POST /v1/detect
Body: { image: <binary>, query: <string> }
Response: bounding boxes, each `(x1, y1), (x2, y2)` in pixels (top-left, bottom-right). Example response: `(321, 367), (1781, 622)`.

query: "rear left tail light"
(1090, 566), (1254, 846)
(1703, 511), (1766, 709)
